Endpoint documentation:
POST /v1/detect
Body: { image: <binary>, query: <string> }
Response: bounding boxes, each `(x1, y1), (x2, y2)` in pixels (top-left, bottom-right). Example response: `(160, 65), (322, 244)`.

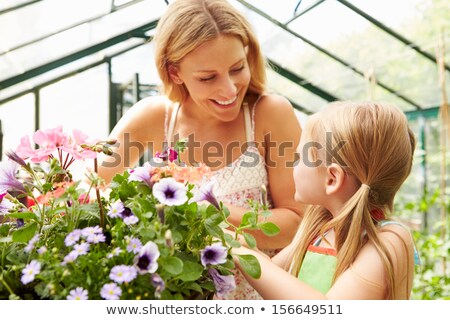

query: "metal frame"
(0, 0), (444, 118)
(235, 0), (423, 110)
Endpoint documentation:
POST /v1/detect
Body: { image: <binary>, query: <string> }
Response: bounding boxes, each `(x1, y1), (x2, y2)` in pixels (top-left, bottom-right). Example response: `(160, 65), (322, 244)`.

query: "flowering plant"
(0, 127), (279, 300)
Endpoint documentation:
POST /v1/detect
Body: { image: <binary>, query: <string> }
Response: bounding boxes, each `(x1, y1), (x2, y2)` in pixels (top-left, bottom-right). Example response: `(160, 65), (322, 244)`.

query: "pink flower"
(78, 193), (90, 204)
(16, 126), (67, 163)
(155, 147), (178, 162)
(59, 129), (96, 160)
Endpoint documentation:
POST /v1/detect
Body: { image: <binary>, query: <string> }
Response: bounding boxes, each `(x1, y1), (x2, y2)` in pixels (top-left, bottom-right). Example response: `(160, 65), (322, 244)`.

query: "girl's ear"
(167, 64), (183, 84)
(325, 163), (346, 195)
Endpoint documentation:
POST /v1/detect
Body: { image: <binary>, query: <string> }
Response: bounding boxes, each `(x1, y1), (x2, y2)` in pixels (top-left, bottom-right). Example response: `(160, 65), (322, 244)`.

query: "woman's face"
(175, 35), (251, 122)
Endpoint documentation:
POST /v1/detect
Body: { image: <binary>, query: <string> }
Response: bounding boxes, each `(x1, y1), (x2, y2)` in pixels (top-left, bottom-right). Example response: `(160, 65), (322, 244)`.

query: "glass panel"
(287, 0), (435, 109)
(40, 65), (109, 139)
(0, 93), (35, 160)
(0, 37), (145, 101)
(347, 0), (449, 65)
(267, 68), (328, 113)
(0, 0), (38, 11)
(0, 0), (164, 81)
(234, 0), (322, 23)
(111, 42), (160, 85)
(0, 0), (111, 50)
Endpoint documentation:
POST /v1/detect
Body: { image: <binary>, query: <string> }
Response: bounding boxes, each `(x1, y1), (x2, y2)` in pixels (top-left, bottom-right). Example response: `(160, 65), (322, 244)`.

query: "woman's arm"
(97, 96), (168, 184)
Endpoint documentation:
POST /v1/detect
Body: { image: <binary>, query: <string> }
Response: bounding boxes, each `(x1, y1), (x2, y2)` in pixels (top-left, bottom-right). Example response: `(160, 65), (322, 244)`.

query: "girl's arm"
(233, 246), (326, 300)
(235, 224), (414, 299)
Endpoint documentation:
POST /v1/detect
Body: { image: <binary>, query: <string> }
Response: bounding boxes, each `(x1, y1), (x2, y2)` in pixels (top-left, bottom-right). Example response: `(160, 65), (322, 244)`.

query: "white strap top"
(164, 98), (271, 208)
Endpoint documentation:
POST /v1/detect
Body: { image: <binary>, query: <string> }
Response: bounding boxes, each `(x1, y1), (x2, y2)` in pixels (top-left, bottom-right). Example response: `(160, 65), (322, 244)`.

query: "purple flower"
(65, 229), (82, 246)
(200, 243), (228, 267)
(61, 251), (78, 265)
(191, 180), (220, 210)
(0, 194), (14, 213)
(109, 265), (138, 284)
(107, 201), (139, 225)
(21, 260), (41, 285)
(67, 287), (89, 300)
(107, 247), (122, 259)
(152, 178), (187, 206)
(100, 283), (122, 300)
(24, 234), (40, 253)
(107, 201), (125, 218)
(81, 226), (102, 237)
(0, 159), (26, 194)
(73, 242), (90, 256)
(208, 269), (236, 299)
(134, 241), (160, 274)
(86, 233), (106, 244)
(126, 237), (142, 254)
(150, 273), (165, 299)
(5, 150), (27, 167)
(129, 162), (153, 187)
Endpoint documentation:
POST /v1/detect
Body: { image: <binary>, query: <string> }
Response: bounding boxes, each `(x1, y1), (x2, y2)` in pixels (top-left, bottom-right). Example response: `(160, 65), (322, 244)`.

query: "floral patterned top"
(165, 98), (273, 299)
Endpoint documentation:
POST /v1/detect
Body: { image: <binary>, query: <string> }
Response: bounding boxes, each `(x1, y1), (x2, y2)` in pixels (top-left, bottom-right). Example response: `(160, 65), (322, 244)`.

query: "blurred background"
(0, 0), (449, 299)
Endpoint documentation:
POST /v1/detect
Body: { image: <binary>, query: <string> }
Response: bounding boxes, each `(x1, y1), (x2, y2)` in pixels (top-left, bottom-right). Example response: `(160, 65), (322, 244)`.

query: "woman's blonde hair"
(288, 101), (416, 299)
(154, 0), (266, 103)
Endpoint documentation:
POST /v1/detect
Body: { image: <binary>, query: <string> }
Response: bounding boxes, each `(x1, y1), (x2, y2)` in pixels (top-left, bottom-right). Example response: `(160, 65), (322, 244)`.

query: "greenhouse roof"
(0, 0), (449, 117)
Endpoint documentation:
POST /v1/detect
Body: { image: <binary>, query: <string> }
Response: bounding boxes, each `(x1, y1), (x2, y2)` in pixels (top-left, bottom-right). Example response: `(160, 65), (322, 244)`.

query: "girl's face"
(175, 35), (251, 122)
(293, 126), (327, 205)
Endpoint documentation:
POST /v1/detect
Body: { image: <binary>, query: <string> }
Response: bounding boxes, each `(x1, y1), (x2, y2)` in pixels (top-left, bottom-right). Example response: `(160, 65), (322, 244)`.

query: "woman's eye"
(199, 76), (215, 82)
(231, 66), (245, 73)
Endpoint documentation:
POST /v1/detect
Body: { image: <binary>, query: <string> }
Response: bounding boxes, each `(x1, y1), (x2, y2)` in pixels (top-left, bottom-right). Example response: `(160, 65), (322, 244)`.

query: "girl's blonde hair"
(154, 0), (266, 103)
(288, 101), (416, 299)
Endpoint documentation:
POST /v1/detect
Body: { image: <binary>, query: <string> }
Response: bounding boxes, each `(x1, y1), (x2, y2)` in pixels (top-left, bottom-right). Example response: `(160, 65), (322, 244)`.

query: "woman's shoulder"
(126, 95), (170, 118)
(254, 93), (295, 113)
(117, 96), (172, 128)
(252, 93), (301, 135)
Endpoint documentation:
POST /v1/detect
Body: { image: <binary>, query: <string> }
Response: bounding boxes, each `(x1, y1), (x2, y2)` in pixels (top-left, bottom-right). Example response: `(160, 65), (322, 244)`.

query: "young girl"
(234, 101), (417, 299)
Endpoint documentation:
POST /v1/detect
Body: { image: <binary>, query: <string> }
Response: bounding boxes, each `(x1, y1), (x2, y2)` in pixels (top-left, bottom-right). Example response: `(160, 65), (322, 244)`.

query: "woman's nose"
(218, 75), (237, 97)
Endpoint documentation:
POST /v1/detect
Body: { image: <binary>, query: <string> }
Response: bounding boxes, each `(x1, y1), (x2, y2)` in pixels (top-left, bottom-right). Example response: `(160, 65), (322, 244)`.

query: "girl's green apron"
(297, 235), (336, 294)
(298, 221), (420, 294)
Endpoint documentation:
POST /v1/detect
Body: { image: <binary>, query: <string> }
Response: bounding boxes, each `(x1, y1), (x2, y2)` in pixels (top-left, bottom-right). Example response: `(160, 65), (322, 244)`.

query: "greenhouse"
(0, 0), (448, 303)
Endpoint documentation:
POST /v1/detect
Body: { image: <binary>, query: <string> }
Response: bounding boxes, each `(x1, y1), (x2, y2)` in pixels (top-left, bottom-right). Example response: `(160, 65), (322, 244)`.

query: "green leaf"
(7, 212), (39, 220)
(243, 233), (257, 248)
(224, 233), (242, 248)
(260, 210), (272, 218)
(238, 254), (261, 279)
(162, 257), (183, 275)
(11, 222), (38, 243)
(177, 261), (204, 281)
(205, 215), (224, 238)
(185, 282), (203, 294)
(259, 222), (280, 236)
(240, 212), (257, 228)
(0, 224), (10, 237)
(206, 205), (220, 218)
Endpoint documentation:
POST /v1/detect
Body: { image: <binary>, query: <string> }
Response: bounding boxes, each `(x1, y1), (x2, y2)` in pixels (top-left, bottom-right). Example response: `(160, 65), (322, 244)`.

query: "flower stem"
(0, 273), (15, 296)
(94, 158), (105, 228)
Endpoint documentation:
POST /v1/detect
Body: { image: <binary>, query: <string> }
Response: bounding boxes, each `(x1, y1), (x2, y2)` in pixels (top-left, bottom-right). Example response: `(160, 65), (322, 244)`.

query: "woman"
(98, 0), (303, 299)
